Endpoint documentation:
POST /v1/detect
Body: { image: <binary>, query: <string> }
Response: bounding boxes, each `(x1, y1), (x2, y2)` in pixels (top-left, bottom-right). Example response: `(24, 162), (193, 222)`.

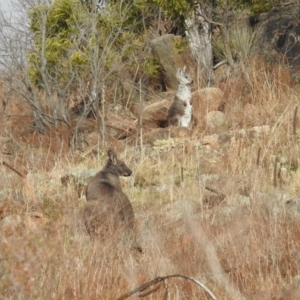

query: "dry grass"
(0, 59), (300, 300)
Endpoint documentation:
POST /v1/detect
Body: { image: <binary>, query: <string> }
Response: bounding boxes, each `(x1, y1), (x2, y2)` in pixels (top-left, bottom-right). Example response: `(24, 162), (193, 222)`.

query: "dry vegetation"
(1, 58), (300, 300)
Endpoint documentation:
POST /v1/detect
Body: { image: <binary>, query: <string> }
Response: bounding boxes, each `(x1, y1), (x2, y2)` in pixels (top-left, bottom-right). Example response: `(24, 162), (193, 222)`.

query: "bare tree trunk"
(185, 5), (214, 86)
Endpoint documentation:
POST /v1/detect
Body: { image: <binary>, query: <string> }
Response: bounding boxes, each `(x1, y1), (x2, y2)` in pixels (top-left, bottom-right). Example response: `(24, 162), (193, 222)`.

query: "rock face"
(254, 3), (300, 70)
(151, 34), (197, 89)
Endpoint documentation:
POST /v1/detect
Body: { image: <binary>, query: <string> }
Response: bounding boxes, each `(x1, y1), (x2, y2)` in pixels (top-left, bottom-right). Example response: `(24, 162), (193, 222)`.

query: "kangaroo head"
(176, 67), (193, 85)
(107, 150), (132, 177)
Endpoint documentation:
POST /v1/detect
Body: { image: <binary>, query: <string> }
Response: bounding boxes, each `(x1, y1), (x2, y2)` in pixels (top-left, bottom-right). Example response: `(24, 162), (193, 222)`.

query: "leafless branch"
(1, 161), (26, 178)
(213, 59), (227, 70)
(293, 105), (298, 136)
(117, 274), (218, 300)
(205, 186), (226, 200)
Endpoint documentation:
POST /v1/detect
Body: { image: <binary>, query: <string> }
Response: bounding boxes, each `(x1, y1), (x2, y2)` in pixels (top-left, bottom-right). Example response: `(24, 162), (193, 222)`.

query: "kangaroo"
(83, 150), (135, 240)
(167, 67), (193, 128)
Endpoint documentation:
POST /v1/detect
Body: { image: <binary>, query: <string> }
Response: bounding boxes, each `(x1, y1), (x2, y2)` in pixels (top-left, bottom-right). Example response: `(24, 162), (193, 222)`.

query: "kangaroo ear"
(183, 65), (186, 72)
(108, 150), (117, 164)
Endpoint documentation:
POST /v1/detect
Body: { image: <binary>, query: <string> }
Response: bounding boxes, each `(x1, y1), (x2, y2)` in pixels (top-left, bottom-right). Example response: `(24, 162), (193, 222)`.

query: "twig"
(195, 11), (223, 27)
(293, 105), (298, 136)
(205, 186), (226, 200)
(139, 281), (162, 298)
(137, 79), (144, 157)
(180, 166), (184, 183)
(1, 161), (25, 178)
(117, 274), (218, 300)
(256, 147), (261, 166)
(213, 60), (227, 70)
(117, 277), (164, 300)
(273, 156), (279, 188)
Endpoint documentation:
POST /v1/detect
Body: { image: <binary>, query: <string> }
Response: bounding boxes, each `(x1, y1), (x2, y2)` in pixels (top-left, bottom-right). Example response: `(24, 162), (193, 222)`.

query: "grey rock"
(206, 111), (226, 129)
(61, 168), (97, 187)
(285, 198), (300, 213)
(0, 214), (22, 228)
(278, 275), (300, 300)
(151, 34), (196, 89)
(254, 4), (300, 70)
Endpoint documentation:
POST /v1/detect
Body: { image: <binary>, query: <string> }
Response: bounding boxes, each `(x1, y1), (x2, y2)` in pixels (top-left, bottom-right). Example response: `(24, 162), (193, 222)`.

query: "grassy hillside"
(0, 53), (300, 300)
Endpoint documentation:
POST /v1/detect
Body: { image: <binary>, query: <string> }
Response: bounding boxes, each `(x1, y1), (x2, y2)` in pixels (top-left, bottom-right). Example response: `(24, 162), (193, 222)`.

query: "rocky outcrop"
(151, 34), (197, 89)
(140, 97), (172, 129)
(253, 3), (300, 70)
(192, 87), (224, 129)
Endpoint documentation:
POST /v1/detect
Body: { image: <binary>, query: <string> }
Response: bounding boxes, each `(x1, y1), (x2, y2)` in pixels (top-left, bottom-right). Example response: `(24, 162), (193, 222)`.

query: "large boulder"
(138, 91), (175, 129)
(192, 87), (224, 128)
(105, 112), (136, 139)
(206, 111), (226, 129)
(151, 34), (197, 89)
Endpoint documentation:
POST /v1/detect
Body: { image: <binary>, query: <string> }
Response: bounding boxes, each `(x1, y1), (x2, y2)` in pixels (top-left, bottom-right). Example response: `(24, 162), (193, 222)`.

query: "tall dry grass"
(0, 59), (300, 300)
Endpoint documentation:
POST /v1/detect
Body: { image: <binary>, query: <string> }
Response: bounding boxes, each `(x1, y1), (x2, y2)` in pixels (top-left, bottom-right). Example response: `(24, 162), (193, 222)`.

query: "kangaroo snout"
(108, 149), (132, 177)
(117, 163), (132, 177)
(123, 168), (132, 176)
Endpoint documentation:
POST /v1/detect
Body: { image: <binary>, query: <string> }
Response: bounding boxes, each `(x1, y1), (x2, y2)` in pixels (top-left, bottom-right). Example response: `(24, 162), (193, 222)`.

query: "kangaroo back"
(84, 150), (135, 240)
(84, 191), (135, 239)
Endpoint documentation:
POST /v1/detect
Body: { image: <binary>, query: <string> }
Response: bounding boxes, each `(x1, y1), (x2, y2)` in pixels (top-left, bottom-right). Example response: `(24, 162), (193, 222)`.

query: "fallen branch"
(293, 105), (298, 136)
(117, 274), (218, 300)
(213, 60), (227, 70)
(256, 147), (261, 166)
(205, 186), (226, 200)
(1, 161), (26, 178)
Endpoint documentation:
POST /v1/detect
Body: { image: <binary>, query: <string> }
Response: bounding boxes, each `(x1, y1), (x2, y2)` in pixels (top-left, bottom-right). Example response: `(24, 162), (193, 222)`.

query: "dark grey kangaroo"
(84, 150), (135, 240)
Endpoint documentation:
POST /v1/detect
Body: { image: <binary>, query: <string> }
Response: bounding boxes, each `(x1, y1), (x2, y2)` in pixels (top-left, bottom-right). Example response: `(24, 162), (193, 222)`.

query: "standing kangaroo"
(84, 150), (135, 240)
(167, 67), (193, 128)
